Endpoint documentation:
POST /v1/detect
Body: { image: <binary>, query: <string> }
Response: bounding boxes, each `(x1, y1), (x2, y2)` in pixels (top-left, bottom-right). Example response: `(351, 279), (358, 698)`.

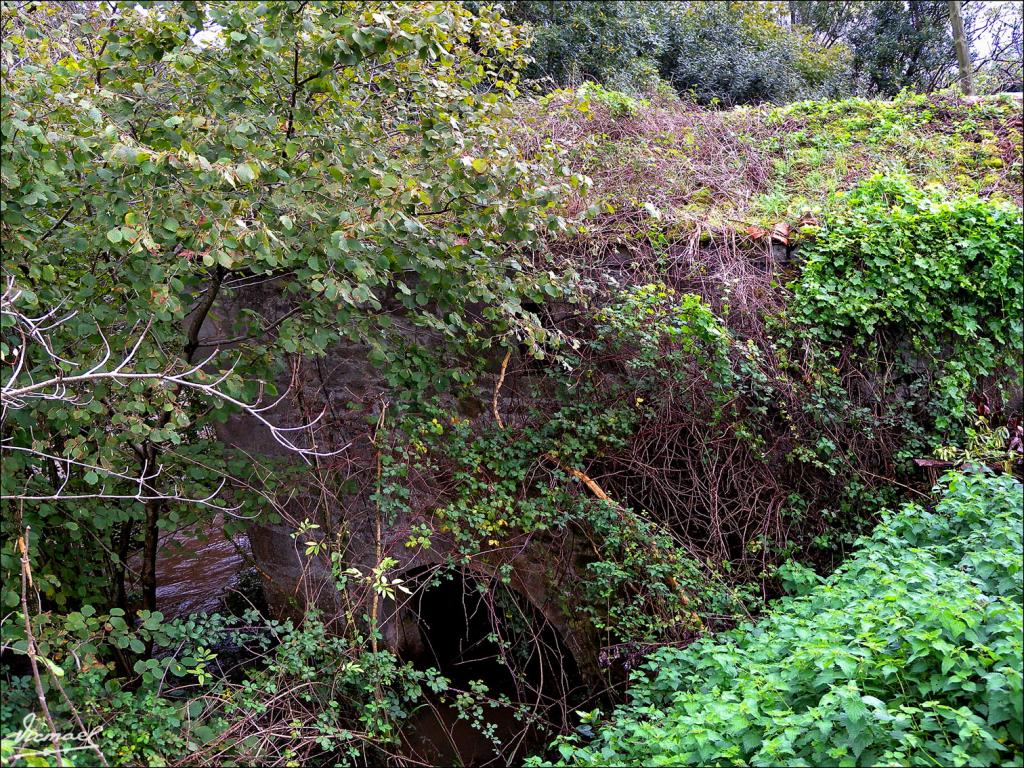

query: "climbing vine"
(788, 175), (1023, 434)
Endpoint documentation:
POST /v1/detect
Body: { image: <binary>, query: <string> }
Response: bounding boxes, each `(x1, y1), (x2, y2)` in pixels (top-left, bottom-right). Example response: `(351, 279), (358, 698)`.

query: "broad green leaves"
(789, 175), (1024, 434)
(542, 472), (1024, 767)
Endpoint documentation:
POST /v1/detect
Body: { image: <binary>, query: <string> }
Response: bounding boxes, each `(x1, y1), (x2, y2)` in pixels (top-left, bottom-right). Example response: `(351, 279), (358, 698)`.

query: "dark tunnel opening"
(397, 566), (584, 766)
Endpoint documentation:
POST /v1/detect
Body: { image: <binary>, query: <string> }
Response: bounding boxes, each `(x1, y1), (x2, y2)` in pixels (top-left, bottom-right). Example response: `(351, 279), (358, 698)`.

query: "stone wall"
(198, 276), (600, 679)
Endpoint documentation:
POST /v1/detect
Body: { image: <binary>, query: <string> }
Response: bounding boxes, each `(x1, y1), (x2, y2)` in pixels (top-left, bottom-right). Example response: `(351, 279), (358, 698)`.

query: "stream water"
(155, 519), (248, 617)
(402, 699), (533, 766)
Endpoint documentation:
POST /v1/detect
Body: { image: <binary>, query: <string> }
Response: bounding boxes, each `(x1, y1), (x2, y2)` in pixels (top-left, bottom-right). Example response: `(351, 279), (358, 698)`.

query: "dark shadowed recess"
(398, 566), (584, 767)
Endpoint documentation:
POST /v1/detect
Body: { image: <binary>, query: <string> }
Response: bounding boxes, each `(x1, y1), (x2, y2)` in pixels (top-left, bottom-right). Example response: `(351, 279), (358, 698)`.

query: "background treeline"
(487, 0), (1024, 104)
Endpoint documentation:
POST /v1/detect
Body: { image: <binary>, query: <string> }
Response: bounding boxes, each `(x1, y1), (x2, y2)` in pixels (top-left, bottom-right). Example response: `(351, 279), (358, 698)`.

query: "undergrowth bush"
(540, 83), (650, 120)
(389, 397), (730, 645)
(789, 175), (1024, 435)
(0, 608), (450, 766)
(539, 471), (1024, 767)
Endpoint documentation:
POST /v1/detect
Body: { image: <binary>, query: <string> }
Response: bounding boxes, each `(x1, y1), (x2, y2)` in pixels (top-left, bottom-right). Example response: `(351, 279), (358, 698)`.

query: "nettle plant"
(0, 0), (580, 616)
(541, 471), (1024, 767)
(788, 175), (1024, 436)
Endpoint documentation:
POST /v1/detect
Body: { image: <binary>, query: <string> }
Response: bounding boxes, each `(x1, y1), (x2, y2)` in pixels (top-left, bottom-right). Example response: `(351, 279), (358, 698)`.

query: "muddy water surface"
(155, 520), (249, 617)
(402, 698), (534, 767)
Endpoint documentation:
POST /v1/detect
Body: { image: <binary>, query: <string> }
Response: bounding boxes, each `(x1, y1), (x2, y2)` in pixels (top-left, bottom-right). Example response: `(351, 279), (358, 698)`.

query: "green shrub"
(495, 1), (674, 93)
(0, 609), (448, 766)
(659, 1), (849, 106)
(538, 471), (1024, 766)
(541, 83), (650, 119)
(789, 175), (1024, 434)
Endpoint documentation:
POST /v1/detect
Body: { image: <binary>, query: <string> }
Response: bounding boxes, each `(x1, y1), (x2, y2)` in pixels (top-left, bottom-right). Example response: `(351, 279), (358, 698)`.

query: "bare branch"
(1, 281), (345, 463)
(1, 444), (241, 511)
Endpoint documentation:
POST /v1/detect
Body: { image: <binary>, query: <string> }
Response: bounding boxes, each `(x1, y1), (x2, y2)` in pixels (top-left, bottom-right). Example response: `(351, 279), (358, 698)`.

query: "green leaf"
(37, 655), (65, 678)
(235, 163), (256, 183)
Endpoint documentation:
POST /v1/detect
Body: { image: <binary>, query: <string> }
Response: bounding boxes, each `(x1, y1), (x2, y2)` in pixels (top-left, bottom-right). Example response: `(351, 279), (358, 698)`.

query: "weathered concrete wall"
(199, 277), (599, 678)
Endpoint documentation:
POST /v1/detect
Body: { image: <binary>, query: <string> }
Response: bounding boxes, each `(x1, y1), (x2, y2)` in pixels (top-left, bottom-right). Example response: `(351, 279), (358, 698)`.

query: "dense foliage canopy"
(501, 0), (1023, 103)
(1, 0), (577, 611)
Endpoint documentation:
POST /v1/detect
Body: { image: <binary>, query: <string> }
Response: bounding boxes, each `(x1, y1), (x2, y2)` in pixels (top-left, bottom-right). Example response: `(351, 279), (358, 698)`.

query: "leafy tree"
(493, 1), (849, 103)
(494, 0), (675, 92)
(0, 0), (575, 623)
(658, 1), (849, 105)
(791, 0), (1023, 96)
(847, 0), (959, 94)
(489, 1), (1017, 103)
(490, 1), (1018, 103)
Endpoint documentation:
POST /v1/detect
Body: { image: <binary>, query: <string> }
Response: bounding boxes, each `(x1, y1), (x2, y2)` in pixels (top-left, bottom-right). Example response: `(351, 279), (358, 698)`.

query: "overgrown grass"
(526, 90), (1023, 232)
(537, 471), (1023, 767)
(757, 93), (1024, 219)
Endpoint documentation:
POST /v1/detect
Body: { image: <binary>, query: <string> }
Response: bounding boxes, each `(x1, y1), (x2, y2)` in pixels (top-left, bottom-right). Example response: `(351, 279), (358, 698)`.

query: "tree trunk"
(113, 519), (134, 618)
(948, 1), (975, 96)
(140, 497), (160, 615)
